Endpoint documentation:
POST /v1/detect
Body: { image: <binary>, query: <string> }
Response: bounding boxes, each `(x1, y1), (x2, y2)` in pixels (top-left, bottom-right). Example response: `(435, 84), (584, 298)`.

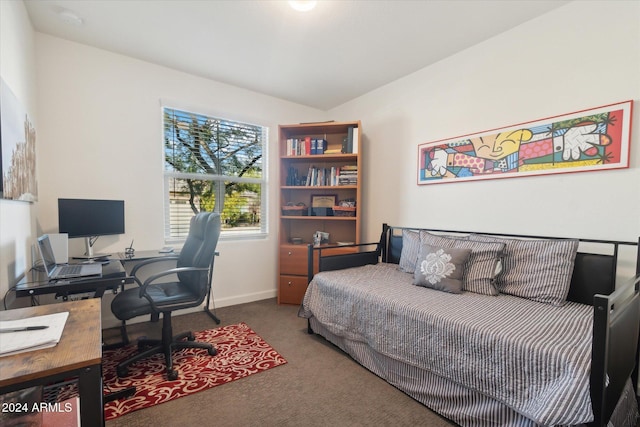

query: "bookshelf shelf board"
(281, 185), (358, 190)
(279, 215), (357, 221)
(281, 154), (358, 161)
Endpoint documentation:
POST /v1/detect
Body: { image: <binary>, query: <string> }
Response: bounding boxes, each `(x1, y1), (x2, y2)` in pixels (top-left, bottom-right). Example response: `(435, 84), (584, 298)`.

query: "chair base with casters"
(116, 311), (217, 381)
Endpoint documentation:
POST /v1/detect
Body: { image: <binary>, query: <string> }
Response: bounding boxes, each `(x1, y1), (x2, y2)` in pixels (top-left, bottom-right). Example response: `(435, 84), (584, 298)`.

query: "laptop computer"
(37, 235), (102, 280)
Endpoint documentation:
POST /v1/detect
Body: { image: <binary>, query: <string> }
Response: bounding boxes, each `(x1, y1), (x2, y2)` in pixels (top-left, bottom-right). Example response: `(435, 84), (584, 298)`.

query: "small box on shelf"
(282, 204), (307, 216)
(332, 206), (356, 217)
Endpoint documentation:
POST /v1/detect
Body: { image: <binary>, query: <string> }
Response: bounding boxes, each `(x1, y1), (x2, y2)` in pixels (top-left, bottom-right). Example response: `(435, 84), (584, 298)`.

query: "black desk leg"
(205, 253), (221, 324)
(204, 289), (220, 324)
(204, 305), (221, 324)
(78, 364), (104, 427)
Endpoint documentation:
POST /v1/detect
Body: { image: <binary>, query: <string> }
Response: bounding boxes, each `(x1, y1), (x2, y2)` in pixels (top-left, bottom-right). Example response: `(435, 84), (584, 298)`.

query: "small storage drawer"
(278, 275), (309, 305)
(279, 246), (308, 276)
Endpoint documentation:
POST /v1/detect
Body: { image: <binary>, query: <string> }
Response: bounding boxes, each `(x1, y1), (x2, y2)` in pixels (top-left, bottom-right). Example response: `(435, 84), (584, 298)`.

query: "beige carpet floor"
(102, 298), (456, 427)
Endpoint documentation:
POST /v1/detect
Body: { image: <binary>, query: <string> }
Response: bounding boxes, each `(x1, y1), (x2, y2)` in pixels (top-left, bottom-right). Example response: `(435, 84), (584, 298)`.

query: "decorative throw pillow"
(399, 230), (468, 274)
(399, 229), (421, 273)
(419, 231), (505, 296)
(469, 234), (579, 306)
(413, 244), (471, 293)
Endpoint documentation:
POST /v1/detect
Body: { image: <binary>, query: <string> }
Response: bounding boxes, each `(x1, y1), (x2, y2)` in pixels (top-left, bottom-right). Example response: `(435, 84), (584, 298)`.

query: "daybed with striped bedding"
(299, 224), (640, 426)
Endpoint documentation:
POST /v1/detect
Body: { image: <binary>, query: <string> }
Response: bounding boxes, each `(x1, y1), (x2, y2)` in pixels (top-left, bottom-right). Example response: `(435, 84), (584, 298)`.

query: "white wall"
(331, 1), (640, 247)
(0, 0), (38, 307)
(34, 35), (326, 325)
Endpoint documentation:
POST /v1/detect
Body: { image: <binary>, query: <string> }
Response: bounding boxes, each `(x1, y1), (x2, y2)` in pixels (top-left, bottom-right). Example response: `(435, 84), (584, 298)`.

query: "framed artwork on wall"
(1, 77), (38, 201)
(417, 100), (633, 185)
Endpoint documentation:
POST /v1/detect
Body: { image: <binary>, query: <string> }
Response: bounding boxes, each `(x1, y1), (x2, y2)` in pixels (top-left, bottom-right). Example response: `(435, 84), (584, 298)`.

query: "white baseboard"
(211, 289), (277, 309)
(101, 289), (277, 329)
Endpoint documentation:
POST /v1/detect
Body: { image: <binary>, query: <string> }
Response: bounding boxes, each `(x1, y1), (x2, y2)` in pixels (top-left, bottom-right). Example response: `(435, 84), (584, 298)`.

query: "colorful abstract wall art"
(417, 101), (632, 185)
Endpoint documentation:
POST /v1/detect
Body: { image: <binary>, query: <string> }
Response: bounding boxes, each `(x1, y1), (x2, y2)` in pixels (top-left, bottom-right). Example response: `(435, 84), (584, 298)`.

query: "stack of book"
(338, 165), (358, 186)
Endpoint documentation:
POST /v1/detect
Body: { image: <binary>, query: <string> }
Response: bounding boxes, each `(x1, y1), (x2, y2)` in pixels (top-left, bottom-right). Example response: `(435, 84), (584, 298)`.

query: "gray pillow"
(469, 234), (579, 306)
(413, 244), (471, 293)
(399, 230), (469, 273)
(420, 231), (505, 296)
(399, 229), (421, 273)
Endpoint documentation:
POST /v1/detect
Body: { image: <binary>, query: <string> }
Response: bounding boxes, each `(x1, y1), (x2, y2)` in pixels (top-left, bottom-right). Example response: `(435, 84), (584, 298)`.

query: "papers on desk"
(0, 311), (69, 357)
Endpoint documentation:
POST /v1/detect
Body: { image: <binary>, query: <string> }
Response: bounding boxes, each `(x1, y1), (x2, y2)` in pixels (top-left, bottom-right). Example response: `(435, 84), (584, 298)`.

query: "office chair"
(111, 212), (221, 380)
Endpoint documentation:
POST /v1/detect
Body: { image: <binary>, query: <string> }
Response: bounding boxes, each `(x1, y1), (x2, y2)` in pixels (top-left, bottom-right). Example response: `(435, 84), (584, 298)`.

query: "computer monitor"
(58, 198), (125, 259)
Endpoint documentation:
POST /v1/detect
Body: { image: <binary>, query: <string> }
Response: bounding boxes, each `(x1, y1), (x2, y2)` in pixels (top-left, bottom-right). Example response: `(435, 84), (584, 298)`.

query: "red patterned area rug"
(102, 322), (287, 420)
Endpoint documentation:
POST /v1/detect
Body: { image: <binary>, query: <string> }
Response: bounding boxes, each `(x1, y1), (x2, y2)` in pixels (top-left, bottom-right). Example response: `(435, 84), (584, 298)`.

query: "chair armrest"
(130, 255), (180, 277)
(139, 266), (209, 299)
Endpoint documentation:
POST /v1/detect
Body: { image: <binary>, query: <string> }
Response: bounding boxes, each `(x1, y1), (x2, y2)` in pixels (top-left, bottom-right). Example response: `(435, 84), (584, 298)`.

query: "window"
(163, 107), (267, 241)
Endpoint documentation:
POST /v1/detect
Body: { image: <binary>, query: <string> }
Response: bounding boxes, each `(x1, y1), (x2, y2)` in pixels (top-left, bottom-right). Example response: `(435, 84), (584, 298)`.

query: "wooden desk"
(0, 299), (104, 426)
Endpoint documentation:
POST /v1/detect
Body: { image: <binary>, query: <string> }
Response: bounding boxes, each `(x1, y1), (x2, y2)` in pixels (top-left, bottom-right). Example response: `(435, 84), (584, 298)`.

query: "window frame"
(162, 105), (268, 243)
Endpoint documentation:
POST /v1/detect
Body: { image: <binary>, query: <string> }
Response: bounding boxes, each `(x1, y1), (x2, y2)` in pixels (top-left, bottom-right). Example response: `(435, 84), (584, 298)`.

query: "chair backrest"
(177, 212), (221, 296)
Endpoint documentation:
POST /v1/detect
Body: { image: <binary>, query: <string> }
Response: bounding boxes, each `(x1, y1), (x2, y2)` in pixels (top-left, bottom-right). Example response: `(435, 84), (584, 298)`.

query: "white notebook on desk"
(0, 311), (69, 357)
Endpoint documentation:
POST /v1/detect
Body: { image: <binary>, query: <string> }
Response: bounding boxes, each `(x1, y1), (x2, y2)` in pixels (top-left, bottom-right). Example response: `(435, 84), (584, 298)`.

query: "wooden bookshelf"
(277, 121), (362, 304)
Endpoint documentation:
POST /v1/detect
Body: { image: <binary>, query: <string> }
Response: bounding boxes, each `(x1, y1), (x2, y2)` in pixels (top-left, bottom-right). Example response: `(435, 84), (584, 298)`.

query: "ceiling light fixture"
(288, 1), (317, 12)
(57, 9), (84, 26)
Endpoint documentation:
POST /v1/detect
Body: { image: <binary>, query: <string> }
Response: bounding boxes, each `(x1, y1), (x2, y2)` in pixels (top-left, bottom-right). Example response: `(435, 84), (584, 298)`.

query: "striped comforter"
(299, 263), (594, 425)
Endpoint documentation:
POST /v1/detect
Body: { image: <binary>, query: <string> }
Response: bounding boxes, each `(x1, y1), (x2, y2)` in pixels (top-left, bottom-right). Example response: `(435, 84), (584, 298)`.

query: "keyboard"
(58, 265), (82, 275)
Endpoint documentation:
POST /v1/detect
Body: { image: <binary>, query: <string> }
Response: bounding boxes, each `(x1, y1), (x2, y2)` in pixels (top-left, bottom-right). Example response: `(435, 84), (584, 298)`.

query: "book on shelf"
(287, 138), (296, 156)
(286, 138), (305, 156)
(343, 127), (352, 153)
(338, 177), (358, 185)
(301, 165), (357, 186)
(324, 148), (342, 154)
(310, 138), (326, 155)
(287, 166), (308, 186)
(351, 127), (359, 154)
(286, 137), (329, 156)
(304, 137), (311, 155)
(342, 126), (359, 154)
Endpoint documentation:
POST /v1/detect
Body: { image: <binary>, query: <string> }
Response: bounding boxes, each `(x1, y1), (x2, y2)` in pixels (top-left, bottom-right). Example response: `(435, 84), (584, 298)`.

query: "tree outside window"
(163, 107), (267, 240)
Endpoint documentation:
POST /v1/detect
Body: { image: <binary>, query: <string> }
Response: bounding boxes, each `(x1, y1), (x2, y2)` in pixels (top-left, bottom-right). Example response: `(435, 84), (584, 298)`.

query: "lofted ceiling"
(24, 0), (570, 110)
